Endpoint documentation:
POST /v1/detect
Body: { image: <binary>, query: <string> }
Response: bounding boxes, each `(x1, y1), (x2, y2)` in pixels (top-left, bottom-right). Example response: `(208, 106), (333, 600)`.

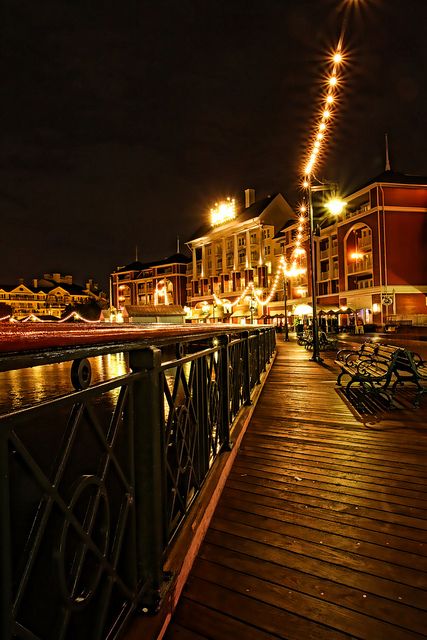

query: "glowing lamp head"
(329, 75), (338, 87)
(303, 179), (309, 188)
(350, 251), (364, 260)
(333, 52), (342, 64)
(326, 198), (347, 216)
(326, 95), (334, 104)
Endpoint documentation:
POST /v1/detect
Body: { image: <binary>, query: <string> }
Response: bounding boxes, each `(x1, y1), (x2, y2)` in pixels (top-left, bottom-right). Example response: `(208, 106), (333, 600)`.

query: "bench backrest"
(357, 344), (403, 381)
(394, 348), (423, 374)
(360, 342), (378, 358)
(375, 345), (402, 362)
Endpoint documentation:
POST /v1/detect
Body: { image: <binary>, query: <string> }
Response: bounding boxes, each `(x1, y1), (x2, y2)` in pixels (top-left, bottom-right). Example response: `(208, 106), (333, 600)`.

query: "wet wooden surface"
(165, 339), (427, 639)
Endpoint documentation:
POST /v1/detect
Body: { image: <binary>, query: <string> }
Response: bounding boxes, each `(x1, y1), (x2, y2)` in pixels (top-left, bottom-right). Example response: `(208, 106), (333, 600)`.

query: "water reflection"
(0, 353), (129, 414)
(0, 353), (191, 416)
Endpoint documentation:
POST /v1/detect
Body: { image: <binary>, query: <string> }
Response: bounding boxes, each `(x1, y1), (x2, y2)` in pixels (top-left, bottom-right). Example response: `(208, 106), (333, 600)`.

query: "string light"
(213, 247), (307, 311)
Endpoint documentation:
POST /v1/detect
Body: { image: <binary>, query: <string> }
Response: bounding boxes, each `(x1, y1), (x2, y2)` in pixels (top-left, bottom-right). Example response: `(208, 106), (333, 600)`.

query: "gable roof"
(354, 170), (427, 193)
(187, 193), (295, 243)
(115, 252), (191, 274)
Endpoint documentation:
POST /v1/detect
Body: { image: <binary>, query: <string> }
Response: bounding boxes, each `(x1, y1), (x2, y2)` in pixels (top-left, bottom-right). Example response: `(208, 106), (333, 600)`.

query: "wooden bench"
(303, 331), (338, 351)
(335, 341), (378, 386)
(392, 349), (427, 406)
(335, 344), (404, 401)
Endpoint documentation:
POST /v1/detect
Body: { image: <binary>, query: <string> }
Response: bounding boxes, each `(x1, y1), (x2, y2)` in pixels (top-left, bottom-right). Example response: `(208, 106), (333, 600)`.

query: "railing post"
(0, 431), (11, 640)
(261, 329), (267, 372)
(255, 330), (261, 384)
(242, 331), (251, 406)
(218, 334), (232, 452)
(195, 351), (209, 480)
(129, 347), (164, 612)
(270, 327), (276, 358)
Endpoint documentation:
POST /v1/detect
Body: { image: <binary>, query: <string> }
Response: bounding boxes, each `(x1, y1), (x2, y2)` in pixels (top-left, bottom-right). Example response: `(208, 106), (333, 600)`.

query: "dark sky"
(2, 0), (426, 289)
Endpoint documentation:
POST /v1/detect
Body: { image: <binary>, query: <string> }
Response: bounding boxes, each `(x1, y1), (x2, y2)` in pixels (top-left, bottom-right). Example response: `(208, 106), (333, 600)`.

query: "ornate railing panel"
(1, 374), (143, 640)
(0, 326), (276, 640)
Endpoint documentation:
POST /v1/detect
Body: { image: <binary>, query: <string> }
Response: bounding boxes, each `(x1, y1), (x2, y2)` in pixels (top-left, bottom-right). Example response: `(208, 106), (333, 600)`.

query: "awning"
(294, 304), (313, 315)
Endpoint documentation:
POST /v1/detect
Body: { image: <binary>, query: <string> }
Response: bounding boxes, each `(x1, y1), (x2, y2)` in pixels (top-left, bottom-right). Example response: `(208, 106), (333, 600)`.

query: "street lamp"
(306, 180), (346, 363)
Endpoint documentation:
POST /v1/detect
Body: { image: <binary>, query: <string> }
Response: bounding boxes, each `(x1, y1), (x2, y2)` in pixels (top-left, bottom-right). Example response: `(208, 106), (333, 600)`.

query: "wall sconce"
(372, 303), (380, 313)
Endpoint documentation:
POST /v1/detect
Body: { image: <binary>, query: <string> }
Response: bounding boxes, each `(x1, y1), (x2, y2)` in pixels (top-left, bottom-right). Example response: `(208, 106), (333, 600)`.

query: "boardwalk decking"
(165, 340), (427, 640)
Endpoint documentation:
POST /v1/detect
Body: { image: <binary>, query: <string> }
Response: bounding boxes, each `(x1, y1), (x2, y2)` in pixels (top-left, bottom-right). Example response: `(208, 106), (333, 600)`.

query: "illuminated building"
(0, 273), (105, 320)
(185, 189), (295, 323)
(110, 252), (190, 311)
(273, 171), (427, 329)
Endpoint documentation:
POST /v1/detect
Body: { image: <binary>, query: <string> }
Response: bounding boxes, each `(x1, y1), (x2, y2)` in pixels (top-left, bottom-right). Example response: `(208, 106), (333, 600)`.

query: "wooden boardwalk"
(165, 339), (427, 640)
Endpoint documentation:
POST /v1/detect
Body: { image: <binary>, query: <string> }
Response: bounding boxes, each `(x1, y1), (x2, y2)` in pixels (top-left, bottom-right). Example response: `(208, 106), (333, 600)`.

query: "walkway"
(165, 339), (427, 639)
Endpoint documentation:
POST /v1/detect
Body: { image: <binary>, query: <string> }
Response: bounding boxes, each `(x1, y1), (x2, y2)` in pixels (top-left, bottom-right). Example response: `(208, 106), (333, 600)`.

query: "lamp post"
(283, 275), (289, 341)
(249, 294), (254, 324)
(306, 180), (346, 363)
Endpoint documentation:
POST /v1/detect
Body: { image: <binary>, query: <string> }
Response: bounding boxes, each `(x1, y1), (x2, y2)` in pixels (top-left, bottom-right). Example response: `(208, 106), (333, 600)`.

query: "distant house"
(0, 273), (106, 319)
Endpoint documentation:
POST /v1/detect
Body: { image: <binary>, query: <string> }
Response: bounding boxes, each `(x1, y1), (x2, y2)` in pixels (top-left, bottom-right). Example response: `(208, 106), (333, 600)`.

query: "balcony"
(318, 270), (330, 281)
(347, 255), (373, 273)
(358, 236), (372, 250)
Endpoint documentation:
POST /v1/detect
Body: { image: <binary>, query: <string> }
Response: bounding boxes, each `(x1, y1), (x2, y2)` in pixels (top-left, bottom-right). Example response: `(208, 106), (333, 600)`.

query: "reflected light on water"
(0, 353), (129, 413)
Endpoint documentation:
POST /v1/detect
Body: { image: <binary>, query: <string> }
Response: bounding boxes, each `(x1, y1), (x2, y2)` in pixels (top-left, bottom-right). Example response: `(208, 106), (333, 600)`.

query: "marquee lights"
(210, 197), (236, 226)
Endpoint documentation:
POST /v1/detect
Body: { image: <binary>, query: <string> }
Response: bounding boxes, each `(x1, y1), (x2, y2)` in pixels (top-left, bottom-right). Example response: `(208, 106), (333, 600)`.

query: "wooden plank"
(214, 503), (427, 572)
(219, 491), (427, 558)
(190, 557), (427, 640)
(236, 449), (427, 497)
(225, 477), (427, 536)
(197, 542), (427, 635)
(179, 575), (354, 640)
(231, 461), (427, 511)
(166, 341), (427, 639)
(204, 525), (427, 611)
(167, 598), (292, 640)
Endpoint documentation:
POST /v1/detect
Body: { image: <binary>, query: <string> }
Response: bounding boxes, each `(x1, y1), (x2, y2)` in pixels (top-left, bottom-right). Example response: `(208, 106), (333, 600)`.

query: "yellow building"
(0, 273), (105, 320)
(185, 189), (296, 323)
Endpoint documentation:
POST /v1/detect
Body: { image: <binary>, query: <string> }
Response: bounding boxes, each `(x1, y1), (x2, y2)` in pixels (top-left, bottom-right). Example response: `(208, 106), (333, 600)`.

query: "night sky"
(2, 0), (427, 290)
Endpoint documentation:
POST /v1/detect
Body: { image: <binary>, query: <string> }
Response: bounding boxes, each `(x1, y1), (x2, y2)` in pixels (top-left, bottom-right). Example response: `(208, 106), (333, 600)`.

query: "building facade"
(270, 171), (427, 328)
(0, 273), (106, 320)
(185, 189), (296, 322)
(110, 252), (190, 314)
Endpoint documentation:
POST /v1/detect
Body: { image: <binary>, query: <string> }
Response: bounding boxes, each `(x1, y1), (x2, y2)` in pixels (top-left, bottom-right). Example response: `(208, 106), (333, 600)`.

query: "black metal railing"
(0, 325), (275, 640)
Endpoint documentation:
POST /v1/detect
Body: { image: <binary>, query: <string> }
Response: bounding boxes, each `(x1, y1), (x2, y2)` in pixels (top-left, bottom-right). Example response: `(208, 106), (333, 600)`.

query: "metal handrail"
(0, 325), (275, 640)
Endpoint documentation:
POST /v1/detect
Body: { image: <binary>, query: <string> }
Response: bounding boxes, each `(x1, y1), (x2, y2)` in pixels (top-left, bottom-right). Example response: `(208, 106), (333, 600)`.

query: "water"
(0, 353), (129, 414)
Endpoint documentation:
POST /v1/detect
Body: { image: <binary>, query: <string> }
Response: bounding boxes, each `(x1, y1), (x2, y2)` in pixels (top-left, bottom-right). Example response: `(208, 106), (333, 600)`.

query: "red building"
(276, 171), (427, 328)
(110, 252), (190, 312)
